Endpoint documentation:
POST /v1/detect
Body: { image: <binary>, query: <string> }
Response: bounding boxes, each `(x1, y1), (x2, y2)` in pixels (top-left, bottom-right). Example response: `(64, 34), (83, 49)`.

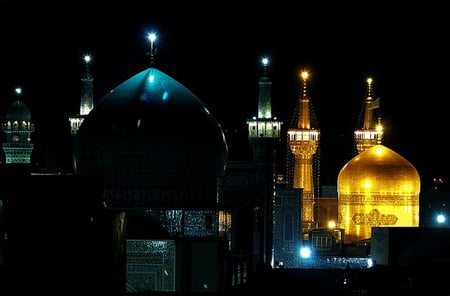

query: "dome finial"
(300, 70), (309, 98)
(261, 56), (270, 76)
(84, 54), (92, 74)
(366, 77), (373, 99)
(14, 87), (22, 101)
(147, 32), (157, 67)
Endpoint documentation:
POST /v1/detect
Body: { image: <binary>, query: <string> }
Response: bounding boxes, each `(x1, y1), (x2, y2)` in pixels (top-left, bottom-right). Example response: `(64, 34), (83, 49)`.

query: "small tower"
(246, 57), (283, 267)
(287, 70), (320, 232)
(1, 87), (35, 164)
(354, 77), (383, 154)
(69, 54), (94, 135)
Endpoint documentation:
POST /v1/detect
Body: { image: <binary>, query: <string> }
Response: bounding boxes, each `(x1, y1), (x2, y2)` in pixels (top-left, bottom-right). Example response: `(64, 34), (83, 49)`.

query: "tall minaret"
(354, 77), (383, 154)
(247, 57), (283, 267)
(69, 54), (94, 135)
(1, 87), (35, 164)
(287, 70), (320, 232)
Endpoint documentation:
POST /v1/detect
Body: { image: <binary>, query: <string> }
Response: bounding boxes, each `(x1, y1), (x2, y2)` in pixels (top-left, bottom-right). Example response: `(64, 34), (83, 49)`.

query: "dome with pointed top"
(72, 67), (228, 208)
(337, 145), (420, 243)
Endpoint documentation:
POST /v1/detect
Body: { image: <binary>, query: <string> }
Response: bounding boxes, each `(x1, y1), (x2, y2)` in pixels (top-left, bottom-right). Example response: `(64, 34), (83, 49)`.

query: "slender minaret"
(69, 54), (94, 135)
(354, 77), (383, 154)
(287, 70), (320, 232)
(247, 57), (283, 267)
(1, 87), (35, 164)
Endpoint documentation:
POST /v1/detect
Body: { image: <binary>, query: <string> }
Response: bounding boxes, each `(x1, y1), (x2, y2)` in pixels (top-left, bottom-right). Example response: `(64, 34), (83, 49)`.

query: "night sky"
(1, 1), (449, 187)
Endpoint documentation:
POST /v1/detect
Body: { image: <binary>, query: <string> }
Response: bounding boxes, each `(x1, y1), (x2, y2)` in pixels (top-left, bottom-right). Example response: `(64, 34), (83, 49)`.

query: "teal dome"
(73, 67), (228, 208)
(7, 100), (31, 121)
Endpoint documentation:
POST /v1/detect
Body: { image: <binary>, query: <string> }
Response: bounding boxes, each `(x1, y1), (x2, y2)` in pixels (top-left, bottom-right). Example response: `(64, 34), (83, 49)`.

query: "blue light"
(436, 213), (446, 224)
(367, 258), (375, 268)
(162, 91), (168, 101)
(300, 246), (311, 258)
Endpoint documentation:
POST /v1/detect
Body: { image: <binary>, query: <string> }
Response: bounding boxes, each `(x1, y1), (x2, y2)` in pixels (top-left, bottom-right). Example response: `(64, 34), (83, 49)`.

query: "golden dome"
(338, 145), (420, 193)
(337, 145), (420, 243)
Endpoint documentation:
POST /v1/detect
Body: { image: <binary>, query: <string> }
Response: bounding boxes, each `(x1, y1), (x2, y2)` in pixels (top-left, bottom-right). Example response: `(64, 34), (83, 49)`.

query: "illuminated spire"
(354, 77), (383, 154)
(14, 87), (22, 101)
(258, 56), (272, 119)
(84, 55), (91, 73)
(297, 70), (312, 129)
(69, 54), (94, 135)
(261, 56), (269, 76)
(148, 32), (157, 67)
(80, 54), (94, 116)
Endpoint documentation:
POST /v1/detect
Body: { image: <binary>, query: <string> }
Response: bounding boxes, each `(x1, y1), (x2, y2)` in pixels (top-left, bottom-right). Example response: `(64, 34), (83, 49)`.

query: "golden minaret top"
(354, 77), (383, 154)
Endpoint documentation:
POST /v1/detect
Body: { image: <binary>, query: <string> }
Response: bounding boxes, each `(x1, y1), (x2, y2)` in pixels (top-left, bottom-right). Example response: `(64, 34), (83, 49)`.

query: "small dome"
(338, 145), (420, 193)
(6, 100), (31, 121)
(73, 67), (228, 208)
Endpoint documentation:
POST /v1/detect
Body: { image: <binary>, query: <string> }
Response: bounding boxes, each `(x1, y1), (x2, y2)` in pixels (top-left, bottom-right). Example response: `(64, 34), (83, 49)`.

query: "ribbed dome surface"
(338, 145), (420, 193)
(7, 100), (31, 121)
(72, 67), (228, 208)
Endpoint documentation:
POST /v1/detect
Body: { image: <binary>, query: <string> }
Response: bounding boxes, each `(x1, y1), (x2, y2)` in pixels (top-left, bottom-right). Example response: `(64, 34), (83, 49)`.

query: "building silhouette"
(246, 57), (283, 268)
(1, 37), (450, 295)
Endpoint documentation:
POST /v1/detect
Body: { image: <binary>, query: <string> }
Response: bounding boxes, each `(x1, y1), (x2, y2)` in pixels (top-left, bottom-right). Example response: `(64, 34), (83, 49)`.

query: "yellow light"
(301, 70), (309, 81)
(328, 220), (336, 229)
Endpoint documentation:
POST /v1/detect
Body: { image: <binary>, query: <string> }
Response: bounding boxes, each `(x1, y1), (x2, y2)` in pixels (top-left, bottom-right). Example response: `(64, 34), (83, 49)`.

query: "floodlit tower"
(1, 87), (35, 164)
(287, 70), (320, 232)
(247, 57), (283, 267)
(354, 77), (383, 154)
(69, 54), (94, 135)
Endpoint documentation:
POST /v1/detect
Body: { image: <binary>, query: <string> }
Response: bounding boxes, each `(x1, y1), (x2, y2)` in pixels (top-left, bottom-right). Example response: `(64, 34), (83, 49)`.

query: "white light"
(148, 33), (157, 43)
(300, 246), (311, 258)
(436, 214), (446, 224)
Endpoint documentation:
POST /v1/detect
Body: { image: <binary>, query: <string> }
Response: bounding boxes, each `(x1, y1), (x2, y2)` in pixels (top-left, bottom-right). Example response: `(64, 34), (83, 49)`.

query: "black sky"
(1, 1), (449, 186)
